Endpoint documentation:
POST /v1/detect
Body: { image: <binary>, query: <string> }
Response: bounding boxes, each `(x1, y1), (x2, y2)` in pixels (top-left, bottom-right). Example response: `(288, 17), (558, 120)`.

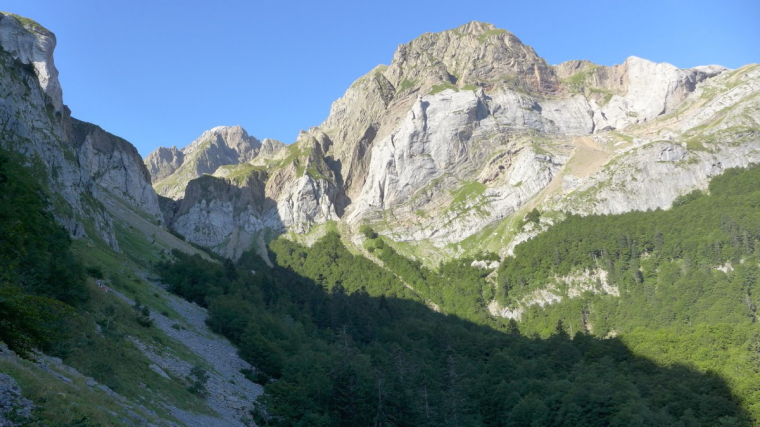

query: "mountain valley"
(0, 11), (759, 426)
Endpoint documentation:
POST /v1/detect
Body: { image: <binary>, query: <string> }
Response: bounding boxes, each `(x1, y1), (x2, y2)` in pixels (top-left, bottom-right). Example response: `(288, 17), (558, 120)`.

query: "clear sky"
(3, 0), (758, 157)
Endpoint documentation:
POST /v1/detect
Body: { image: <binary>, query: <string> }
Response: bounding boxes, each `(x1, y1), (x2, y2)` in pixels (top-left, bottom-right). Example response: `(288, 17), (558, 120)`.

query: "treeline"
(158, 232), (751, 426)
(458, 166), (760, 423)
(0, 149), (87, 357)
(498, 165), (760, 308)
(485, 166), (760, 340)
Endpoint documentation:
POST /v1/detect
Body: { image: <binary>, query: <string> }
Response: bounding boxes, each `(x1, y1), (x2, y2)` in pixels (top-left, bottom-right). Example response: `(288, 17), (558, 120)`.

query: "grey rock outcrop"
(147, 125), (285, 199)
(555, 64), (760, 217)
(0, 12), (163, 250)
(317, 21), (564, 201)
(167, 131), (347, 258)
(171, 171), (278, 258)
(328, 23), (747, 248)
(0, 13), (62, 114)
(0, 374), (34, 427)
(588, 57), (726, 132)
(71, 119), (161, 220)
(145, 145), (184, 182)
(345, 87), (568, 244)
(259, 138), (286, 158)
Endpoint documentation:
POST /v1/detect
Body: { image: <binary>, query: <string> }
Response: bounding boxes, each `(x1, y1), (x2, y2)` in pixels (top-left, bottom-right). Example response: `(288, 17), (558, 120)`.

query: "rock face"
(0, 373), (34, 427)
(166, 131), (347, 258)
(149, 20), (758, 258)
(0, 13), (62, 114)
(71, 119), (161, 219)
(147, 125), (284, 199)
(172, 171), (277, 259)
(326, 22), (741, 246)
(259, 138), (286, 158)
(145, 145), (184, 183)
(555, 64), (760, 217)
(316, 21), (563, 202)
(0, 12), (161, 250)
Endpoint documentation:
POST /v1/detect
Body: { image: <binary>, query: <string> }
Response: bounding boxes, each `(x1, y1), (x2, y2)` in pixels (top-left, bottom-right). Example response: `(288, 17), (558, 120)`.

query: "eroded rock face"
(144, 145), (184, 183)
(158, 21), (754, 255)
(167, 134), (348, 258)
(555, 64), (760, 217)
(315, 21), (737, 247)
(169, 167), (346, 258)
(317, 21), (565, 201)
(147, 125), (285, 199)
(8, 12), (744, 261)
(0, 13), (62, 114)
(259, 138), (286, 158)
(71, 119), (161, 220)
(591, 57), (726, 131)
(0, 373), (34, 427)
(0, 12), (163, 250)
(172, 172), (279, 259)
(383, 21), (560, 94)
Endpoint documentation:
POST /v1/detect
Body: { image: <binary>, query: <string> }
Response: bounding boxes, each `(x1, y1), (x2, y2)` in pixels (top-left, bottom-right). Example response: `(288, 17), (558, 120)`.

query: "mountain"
(146, 125), (285, 199)
(2, 12), (760, 426)
(148, 21), (758, 262)
(0, 12), (168, 252)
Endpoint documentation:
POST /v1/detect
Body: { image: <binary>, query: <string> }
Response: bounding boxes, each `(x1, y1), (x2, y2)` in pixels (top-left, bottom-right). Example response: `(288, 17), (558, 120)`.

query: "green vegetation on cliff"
(0, 149), (85, 357)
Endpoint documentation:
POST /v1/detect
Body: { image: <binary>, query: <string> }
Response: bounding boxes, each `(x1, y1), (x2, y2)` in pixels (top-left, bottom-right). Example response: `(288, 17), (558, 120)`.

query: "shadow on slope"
(157, 233), (752, 427)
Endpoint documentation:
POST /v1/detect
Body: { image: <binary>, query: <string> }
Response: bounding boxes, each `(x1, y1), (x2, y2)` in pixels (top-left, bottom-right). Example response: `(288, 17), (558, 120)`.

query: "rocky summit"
(146, 21), (759, 260)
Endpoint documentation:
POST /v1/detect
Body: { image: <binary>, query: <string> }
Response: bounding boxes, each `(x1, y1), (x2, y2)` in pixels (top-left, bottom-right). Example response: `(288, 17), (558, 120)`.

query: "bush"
(187, 365), (209, 396)
(359, 225), (378, 239)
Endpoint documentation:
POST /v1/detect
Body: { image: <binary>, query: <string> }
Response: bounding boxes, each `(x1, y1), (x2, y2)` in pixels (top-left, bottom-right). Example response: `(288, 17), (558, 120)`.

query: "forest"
(157, 165), (760, 426)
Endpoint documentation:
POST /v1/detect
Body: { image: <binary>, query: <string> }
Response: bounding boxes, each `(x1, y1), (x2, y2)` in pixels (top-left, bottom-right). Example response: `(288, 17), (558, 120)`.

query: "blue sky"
(3, 0), (758, 157)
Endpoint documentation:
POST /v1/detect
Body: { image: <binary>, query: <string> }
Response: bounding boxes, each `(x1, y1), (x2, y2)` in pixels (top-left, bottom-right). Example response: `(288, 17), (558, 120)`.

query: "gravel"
(114, 276), (264, 427)
(0, 374), (34, 427)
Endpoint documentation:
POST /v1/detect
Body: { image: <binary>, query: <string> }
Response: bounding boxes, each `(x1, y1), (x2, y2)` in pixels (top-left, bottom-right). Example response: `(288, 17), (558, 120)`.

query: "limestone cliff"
(332, 22), (741, 246)
(150, 20), (757, 261)
(554, 64), (760, 217)
(317, 21), (563, 201)
(164, 129), (347, 258)
(0, 12), (161, 251)
(70, 119), (161, 219)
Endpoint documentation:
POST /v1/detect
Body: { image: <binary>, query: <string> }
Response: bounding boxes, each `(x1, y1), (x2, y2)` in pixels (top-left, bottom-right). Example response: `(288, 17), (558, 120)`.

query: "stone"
(146, 125), (285, 199)
(0, 374), (34, 427)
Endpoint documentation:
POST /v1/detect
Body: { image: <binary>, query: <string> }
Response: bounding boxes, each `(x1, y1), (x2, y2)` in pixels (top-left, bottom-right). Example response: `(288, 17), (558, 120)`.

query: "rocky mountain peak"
(144, 145), (184, 183)
(260, 138), (286, 158)
(147, 125), (286, 199)
(0, 12), (63, 114)
(136, 21), (754, 261)
(183, 125), (260, 158)
(456, 20), (499, 35)
(385, 21), (558, 95)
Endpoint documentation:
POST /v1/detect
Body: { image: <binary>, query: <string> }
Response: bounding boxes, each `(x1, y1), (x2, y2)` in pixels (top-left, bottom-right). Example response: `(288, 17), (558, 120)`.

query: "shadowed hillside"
(158, 232), (752, 426)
